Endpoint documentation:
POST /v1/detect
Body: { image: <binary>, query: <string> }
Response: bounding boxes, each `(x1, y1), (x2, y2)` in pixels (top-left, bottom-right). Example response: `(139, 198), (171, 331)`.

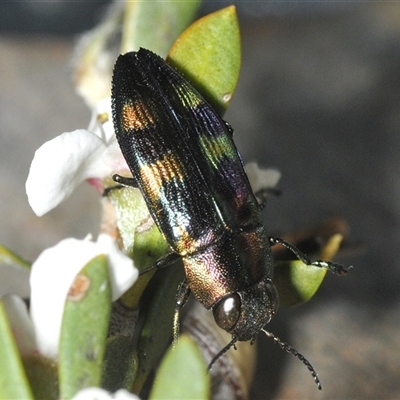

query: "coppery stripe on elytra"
(139, 152), (184, 195)
(174, 226), (196, 255)
(120, 101), (155, 132)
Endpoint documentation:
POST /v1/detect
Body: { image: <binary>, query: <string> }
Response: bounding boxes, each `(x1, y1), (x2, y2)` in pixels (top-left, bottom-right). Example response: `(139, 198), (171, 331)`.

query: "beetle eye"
(213, 293), (241, 331)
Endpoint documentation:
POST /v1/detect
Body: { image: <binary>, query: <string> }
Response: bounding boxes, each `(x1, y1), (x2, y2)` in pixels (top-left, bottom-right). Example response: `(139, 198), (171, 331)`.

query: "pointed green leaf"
(0, 244), (31, 269)
(0, 300), (34, 400)
(0, 244), (31, 297)
(59, 255), (112, 399)
(274, 260), (327, 307)
(121, 1), (201, 56)
(274, 233), (344, 307)
(168, 6), (241, 115)
(149, 334), (210, 400)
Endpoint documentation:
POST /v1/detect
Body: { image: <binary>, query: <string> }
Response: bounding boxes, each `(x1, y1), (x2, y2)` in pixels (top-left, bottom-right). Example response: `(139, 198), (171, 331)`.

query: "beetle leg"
(139, 252), (181, 276)
(113, 173), (139, 187)
(102, 184), (124, 197)
(208, 338), (237, 370)
(173, 279), (191, 346)
(102, 174), (139, 196)
(269, 236), (348, 276)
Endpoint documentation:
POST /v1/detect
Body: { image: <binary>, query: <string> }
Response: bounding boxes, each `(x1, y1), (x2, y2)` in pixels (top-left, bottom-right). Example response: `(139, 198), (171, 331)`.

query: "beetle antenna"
(268, 236), (347, 276)
(262, 329), (322, 390)
(207, 338), (237, 371)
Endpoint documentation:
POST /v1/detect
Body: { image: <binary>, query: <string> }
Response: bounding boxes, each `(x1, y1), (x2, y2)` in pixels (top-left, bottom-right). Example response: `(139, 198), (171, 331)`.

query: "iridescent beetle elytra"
(111, 48), (347, 389)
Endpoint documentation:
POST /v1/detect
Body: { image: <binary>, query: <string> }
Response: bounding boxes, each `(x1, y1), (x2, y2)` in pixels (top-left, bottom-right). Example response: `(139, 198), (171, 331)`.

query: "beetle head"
(212, 277), (279, 341)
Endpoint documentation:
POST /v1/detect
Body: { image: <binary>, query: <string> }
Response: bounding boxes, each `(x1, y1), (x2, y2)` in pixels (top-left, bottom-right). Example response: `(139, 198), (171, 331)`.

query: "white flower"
(7, 234), (138, 359)
(72, 388), (140, 400)
(26, 98), (128, 216)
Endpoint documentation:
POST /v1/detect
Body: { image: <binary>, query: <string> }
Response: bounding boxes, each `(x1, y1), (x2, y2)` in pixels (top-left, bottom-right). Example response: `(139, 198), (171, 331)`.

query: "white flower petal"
(72, 388), (140, 400)
(86, 98), (129, 173)
(1, 294), (37, 355)
(96, 234), (139, 300)
(26, 129), (109, 216)
(245, 162), (281, 193)
(25, 97), (131, 216)
(30, 235), (137, 359)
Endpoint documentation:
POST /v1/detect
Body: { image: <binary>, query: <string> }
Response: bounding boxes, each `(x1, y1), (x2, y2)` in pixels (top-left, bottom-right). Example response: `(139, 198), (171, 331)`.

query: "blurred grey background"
(1, 2), (400, 399)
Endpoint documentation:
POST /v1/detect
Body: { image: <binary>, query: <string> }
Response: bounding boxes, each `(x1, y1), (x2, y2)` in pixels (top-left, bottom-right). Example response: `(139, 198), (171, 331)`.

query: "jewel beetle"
(111, 48), (347, 389)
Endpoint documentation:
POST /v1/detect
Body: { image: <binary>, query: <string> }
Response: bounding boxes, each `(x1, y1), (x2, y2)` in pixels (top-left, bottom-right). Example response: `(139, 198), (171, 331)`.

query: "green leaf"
(149, 334), (210, 400)
(102, 335), (137, 392)
(107, 185), (169, 310)
(0, 300), (34, 400)
(108, 185), (169, 263)
(24, 355), (59, 400)
(131, 262), (185, 394)
(121, 1), (201, 56)
(107, 185), (155, 256)
(0, 244), (31, 297)
(274, 233), (344, 307)
(274, 260), (327, 307)
(0, 244), (31, 269)
(168, 5), (241, 115)
(59, 255), (112, 399)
